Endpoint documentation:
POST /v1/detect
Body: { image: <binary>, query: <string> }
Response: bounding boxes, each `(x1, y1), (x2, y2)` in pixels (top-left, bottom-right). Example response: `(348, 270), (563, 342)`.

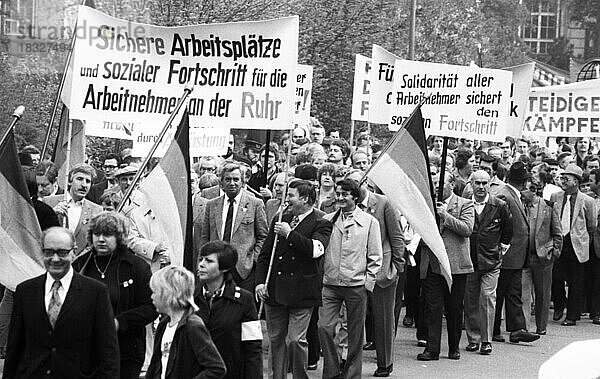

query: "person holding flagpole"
(417, 172), (474, 361)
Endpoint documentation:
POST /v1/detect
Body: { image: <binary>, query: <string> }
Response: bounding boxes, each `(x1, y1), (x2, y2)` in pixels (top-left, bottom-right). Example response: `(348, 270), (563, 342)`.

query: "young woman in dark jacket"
(146, 265), (226, 379)
(195, 241), (263, 379)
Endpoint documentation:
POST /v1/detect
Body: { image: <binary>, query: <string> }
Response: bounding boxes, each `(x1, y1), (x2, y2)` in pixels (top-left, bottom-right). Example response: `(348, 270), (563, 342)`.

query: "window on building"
(521, 0), (560, 55)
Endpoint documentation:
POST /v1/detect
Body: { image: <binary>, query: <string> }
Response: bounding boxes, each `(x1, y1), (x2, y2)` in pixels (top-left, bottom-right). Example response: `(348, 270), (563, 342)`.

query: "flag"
(137, 110), (194, 269)
(52, 106), (86, 190)
(0, 130), (44, 290)
(365, 105), (452, 288)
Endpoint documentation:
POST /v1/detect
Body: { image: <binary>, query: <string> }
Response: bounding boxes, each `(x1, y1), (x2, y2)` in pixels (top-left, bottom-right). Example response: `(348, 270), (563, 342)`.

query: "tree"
(569, 0), (600, 59)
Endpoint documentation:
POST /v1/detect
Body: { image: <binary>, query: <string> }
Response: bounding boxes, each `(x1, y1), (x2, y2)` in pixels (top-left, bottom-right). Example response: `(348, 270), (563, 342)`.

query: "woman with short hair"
(145, 265), (226, 379)
(73, 211), (157, 379)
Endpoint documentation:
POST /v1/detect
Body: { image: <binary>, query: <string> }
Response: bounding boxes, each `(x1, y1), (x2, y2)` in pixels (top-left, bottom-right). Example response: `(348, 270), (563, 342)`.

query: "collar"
(296, 208), (314, 224)
(506, 183), (521, 200)
(46, 266), (74, 293)
(202, 281), (226, 298)
(65, 191), (83, 205)
(472, 194), (489, 205)
(444, 193), (456, 206)
(225, 191), (243, 204)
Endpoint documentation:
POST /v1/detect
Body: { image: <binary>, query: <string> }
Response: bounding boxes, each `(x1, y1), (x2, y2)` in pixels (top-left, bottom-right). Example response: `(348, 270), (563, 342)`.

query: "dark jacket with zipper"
(145, 313), (226, 379)
(469, 195), (513, 271)
(73, 246), (157, 365)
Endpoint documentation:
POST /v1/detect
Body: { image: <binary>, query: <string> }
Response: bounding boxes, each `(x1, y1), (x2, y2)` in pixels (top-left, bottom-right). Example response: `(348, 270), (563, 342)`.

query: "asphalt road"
(1, 311), (597, 378)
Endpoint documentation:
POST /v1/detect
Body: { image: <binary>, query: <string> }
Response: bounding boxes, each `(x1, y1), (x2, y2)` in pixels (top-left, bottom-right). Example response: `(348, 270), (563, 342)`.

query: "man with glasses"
(87, 156), (120, 204)
(3, 227), (119, 378)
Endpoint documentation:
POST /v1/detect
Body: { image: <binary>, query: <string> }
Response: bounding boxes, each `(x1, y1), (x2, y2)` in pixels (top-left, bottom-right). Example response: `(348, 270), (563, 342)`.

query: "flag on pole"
(137, 110), (194, 269)
(52, 106), (86, 189)
(0, 131), (44, 290)
(365, 105), (452, 288)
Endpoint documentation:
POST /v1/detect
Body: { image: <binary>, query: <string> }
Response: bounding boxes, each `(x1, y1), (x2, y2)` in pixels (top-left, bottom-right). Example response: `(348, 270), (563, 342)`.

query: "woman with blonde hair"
(146, 265), (226, 379)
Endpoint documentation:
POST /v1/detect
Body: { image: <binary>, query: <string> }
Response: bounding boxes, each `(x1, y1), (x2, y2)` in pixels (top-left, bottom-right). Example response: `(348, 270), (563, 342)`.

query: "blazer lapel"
(215, 197), (224, 240)
(508, 188), (528, 225)
(73, 200), (89, 237)
(532, 199), (543, 234)
(54, 273), (82, 327)
(232, 192), (248, 235)
(572, 193), (583, 229)
(37, 276), (52, 329)
(477, 201), (495, 228)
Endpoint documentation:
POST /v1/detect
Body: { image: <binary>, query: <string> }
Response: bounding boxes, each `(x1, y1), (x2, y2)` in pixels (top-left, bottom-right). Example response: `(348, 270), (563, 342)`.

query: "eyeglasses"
(104, 165), (117, 169)
(42, 248), (72, 257)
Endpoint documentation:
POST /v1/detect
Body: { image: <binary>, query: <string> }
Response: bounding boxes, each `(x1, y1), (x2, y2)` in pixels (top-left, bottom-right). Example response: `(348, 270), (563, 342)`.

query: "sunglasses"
(42, 248), (72, 258)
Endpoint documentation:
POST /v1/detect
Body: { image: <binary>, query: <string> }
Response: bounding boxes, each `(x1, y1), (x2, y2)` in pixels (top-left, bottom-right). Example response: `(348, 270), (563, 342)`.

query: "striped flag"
(52, 106), (86, 189)
(365, 105), (452, 288)
(137, 110), (194, 270)
(0, 131), (44, 290)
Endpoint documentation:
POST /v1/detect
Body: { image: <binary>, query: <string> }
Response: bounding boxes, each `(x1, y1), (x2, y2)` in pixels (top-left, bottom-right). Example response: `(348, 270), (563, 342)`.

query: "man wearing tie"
(200, 162), (268, 292)
(551, 164), (597, 326)
(3, 227), (119, 378)
(43, 164), (102, 255)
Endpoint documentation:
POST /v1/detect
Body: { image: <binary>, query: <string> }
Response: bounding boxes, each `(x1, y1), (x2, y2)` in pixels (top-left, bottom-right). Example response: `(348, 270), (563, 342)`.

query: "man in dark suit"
(551, 164), (597, 326)
(200, 162), (268, 292)
(86, 156), (119, 204)
(493, 162), (540, 343)
(521, 188), (562, 335)
(464, 170), (512, 355)
(347, 170), (404, 376)
(4, 227), (119, 378)
(256, 180), (332, 379)
(418, 173), (474, 361)
(43, 163), (102, 255)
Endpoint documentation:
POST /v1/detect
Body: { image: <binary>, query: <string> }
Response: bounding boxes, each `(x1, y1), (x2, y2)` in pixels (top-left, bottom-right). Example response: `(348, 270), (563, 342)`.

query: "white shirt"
(65, 192), (83, 231)
(220, 191), (243, 239)
(160, 322), (178, 379)
(44, 267), (74, 311)
(472, 194), (490, 215)
(286, 208), (325, 258)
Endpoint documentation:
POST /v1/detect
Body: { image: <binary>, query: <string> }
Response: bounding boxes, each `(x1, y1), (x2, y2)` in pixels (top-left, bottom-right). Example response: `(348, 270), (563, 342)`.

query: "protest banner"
(523, 79), (600, 137)
(351, 54), (371, 121)
(68, 6), (299, 131)
(85, 119), (136, 140)
(369, 45), (399, 124)
(388, 59), (513, 141)
(505, 62), (535, 138)
(293, 64), (313, 127)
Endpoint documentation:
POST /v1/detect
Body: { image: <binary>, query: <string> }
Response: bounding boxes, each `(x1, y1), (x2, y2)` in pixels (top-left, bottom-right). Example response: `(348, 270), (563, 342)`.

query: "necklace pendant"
(101, 274), (105, 279)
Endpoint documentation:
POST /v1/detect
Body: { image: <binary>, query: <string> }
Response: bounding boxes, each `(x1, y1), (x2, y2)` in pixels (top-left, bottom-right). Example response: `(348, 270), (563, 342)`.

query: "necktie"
(223, 197), (234, 242)
(561, 195), (571, 236)
(290, 216), (300, 230)
(47, 280), (62, 328)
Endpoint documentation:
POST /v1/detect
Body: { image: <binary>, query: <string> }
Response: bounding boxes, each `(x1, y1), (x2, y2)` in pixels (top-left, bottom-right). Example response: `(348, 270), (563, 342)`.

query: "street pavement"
(298, 311), (600, 379)
(1, 311), (597, 378)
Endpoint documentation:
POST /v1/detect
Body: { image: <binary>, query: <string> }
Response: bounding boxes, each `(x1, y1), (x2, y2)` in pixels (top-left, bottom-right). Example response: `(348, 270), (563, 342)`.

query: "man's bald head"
(471, 170), (491, 201)
(470, 170), (491, 184)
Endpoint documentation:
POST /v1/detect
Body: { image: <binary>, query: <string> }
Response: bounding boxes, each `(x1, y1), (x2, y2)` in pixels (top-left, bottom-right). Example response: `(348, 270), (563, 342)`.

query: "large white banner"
(505, 62), (535, 138)
(524, 79), (600, 137)
(68, 6), (299, 130)
(389, 59), (513, 141)
(293, 64), (313, 127)
(351, 54), (371, 121)
(369, 45), (398, 124)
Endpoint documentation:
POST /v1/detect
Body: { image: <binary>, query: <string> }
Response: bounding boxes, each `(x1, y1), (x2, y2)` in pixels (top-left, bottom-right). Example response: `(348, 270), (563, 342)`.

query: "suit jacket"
(4, 272), (119, 379)
(469, 195), (512, 271)
(192, 194), (208, 260)
(420, 194), (474, 278)
(527, 196), (563, 263)
(42, 195), (102, 255)
(497, 185), (529, 269)
(365, 192), (405, 287)
(256, 209), (332, 308)
(200, 191), (268, 279)
(551, 190), (597, 263)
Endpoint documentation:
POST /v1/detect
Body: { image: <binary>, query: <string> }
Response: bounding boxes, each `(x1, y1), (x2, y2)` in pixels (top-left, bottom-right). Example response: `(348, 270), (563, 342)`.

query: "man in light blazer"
(347, 170), (404, 377)
(4, 227), (119, 378)
(200, 162), (268, 292)
(43, 163), (102, 255)
(551, 164), (597, 326)
(521, 188), (562, 335)
(493, 162), (540, 343)
(418, 173), (474, 361)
